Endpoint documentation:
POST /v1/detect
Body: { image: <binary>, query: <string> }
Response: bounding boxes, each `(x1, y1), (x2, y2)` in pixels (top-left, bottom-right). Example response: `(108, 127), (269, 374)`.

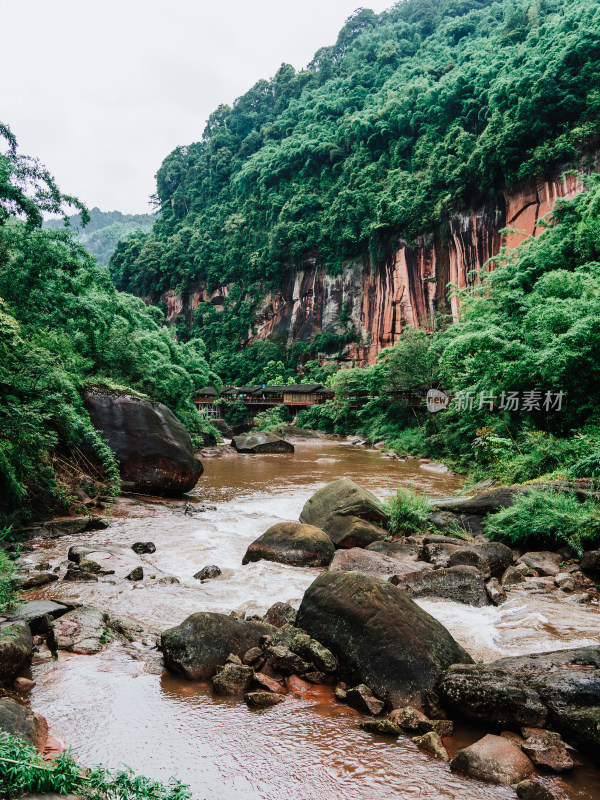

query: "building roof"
(196, 386), (218, 397)
(283, 384), (324, 393)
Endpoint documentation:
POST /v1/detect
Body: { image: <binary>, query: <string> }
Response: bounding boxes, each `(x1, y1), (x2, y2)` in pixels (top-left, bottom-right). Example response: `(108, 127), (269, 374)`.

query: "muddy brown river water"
(24, 437), (600, 800)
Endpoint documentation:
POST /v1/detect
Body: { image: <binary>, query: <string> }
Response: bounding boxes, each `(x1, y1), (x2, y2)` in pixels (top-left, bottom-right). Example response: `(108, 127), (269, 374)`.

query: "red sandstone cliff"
(157, 168), (590, 366)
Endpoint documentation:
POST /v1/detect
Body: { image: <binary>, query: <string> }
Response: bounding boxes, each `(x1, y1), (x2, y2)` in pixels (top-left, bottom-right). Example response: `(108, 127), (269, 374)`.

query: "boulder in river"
(517, 551), (564, 577)
(451, 734), (535, 785)
(0, 622), (33, 687)
(299, 478), (388, 548)
(48, 606), (108, 655)
(232, 432), (294, 454)
(0, 697), (47, 749)
(242, 522), (334, 567)
(390, 566), (490, 607)
(297, 571), (473, 710)
(82, 388), (203, 496)
(330, 547), (432, 580)
(161, 612), (275, 680)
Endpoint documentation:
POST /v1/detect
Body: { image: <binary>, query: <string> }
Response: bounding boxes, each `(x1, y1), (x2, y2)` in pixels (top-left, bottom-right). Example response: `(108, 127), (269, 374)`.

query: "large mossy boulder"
(161, 612), (275, 680)
(299, 478), (388, 548)
(0, 623), (33, 687)
(296, 571), (473, 710)
(83, 388), (203, 496)
(242, 522), (334, 567)
(232, 433), (294, 453)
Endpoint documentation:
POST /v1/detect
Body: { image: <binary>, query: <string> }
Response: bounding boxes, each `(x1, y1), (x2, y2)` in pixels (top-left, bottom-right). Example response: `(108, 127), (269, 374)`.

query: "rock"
(109, 614), (145, 642)
(581, 549), (600, 578)
(13, 677), (36, 693)
(2, 600), (68, 635)
(262, 624), (304, 650)
(421, 542), (462, 569)
(430, 719), (454, 737)
(446, 540), (513, 578)
(432, 487), (523, 515)
(390, 566), (490, 606)
(14, 571), (58, 589)
(554, 573), (575, 591)
(161, 612), (274, 680)
(516, 779), (559, 800)
(126, 566), (143, 581)
(242, 522), (334, 567)
(0, 623), (33, 687)
(486, 578), (507, 605)
(346, 684), (384, 715)
(85, 516), (110, 531)
(20, 516), (90, 540)
(299, 478), (388, 548)
(156, 575), (180, 585)
(226, 653), (242, 665)
(388, 705), (431, 731)
(252, 672), (285, 693)
(131, 542), (156, 554)
(48, 607), (109, 654)
(194, 565), (222, 581)
(67, 545), (94, 564)
(412, 731), (450, 761)
(289, 633), (337, 673)
(264, 645), (311, 675)
(82, 388), (203, 496)
(297, 571), (473, 710)
(438, 664), (548, 727)
(334, 682), (348, 700)
(232, 433), (294, 454)
(244, 691), (285, 708)
(520, 728), (574, 772)
(517, 552), (563, 577)
(304, 670), (327, 683)
(451, 734), (535, 785)
(359, 719), (402, 736)
(63, 565), (98, 582)
(330, 547), (429, 579)
(502, 565), (525, 586)
(427, 511), (466, 533)
(0, 698), (47, 749)
(264, 602), (297, 628)
(243, 647), (264, 666)
(365, 541), (420, 562)
(212, 663), (253, 695)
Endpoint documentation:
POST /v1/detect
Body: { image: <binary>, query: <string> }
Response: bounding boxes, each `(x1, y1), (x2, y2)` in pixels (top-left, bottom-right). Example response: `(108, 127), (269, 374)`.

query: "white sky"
(0, 0), (393, 214)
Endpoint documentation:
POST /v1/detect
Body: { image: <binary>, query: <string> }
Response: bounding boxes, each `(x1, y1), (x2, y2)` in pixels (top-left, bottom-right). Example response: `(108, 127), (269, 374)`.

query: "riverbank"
(3, 437), (600, 800)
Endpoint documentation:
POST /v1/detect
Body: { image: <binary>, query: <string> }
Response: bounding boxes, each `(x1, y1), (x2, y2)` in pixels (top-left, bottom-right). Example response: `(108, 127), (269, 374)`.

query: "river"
(25, 436), (600, 800)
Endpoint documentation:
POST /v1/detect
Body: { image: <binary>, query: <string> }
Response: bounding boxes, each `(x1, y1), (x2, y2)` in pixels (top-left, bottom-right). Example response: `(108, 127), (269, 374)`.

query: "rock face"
(451, 734), (535, 785)
(161, 612), (274, 680)
(232, 433), (294, 454)
(390, 566), (490, 606)
(300, 479), (388, 548)
(0, 698), (47, 749)
(82, 388), (203, 496)
(297, 571), (473, 710)
(439, 646), (600, 761)
(0, 622), (33, 687)
(242, 522), (334, 567)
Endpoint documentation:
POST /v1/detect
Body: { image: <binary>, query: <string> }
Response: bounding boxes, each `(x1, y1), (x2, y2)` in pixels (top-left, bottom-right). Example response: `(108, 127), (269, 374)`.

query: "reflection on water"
(26, 437), (600, 800)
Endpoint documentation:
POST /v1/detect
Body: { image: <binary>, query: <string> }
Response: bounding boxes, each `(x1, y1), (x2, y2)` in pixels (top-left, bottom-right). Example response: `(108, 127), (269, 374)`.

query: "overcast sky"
(1, 0), (392, 214)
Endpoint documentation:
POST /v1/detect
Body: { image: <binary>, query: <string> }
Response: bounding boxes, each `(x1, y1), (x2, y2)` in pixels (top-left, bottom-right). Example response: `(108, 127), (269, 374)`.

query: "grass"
(382, 485), (430, 536)
(0, 527), (21, 614)
(484, 488), (600, 557)
(0, 732), (194, 800)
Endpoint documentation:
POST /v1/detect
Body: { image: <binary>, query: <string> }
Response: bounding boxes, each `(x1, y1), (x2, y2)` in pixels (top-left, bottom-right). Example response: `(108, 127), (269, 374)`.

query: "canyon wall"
(159, 169), (588, 366)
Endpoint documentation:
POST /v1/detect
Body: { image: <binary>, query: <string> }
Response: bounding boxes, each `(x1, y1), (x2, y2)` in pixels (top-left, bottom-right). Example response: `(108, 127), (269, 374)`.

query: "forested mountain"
(111, 0), (600, 302)
(45, 208), (156, 266)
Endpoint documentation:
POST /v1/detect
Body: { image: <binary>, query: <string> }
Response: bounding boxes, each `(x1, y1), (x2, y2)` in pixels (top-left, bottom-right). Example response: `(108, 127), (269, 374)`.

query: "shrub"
(254, 404), (292, 434)
(383, 485), (430, 536)
(484, 489), (600, 556)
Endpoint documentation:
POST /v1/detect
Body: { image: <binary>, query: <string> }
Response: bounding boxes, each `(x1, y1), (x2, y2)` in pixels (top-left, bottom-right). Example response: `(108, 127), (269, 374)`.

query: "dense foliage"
(112, 0), (600, 313)
(0, 732), (192, 800)
(45, 207), (157, 266)
(0, 126), (215, 525)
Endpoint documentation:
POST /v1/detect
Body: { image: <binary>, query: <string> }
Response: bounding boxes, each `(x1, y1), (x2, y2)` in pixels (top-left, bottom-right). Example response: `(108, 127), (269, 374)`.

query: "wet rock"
(232, 432), (294, 454)
(359, 719), (402, 736)
(502, 565), (525, 586)
(330, 547), (428, 579)
(554, 573), (575, 591)
(194, 565), (222, 581)
(212, 663), (253, 695)
(14, 571), (59, 590)
(109, 614), (145, 642)
(131, 541), (156, 554)
(446, 540), (513, 578)
(520, 728), (574, 772)
(346, 684), (384, 715)
(0, 622), (33, 687)
(244, 691), (285, 708)
(365, 541), (420, 562)
(264, 602), (297, 628)
(421, 542), (461, 569)
(438, 664), (548, 727)
(390, 565), (490, 606)
(63, 564), (98, 582)
(290, 633), (337, 673)
(388, 705), (431, 731)
(264, 645), (311, 675)
(82, 388), (203, 496)
(13, 676), (35, 693)
(412, 731), (450, 761)
(299, 478), (388, 548)
(297, 571), (473, 710)
(226, 653), (243, 665)
(262, 624), (305, 650)
(20, 516), (90, 540)
(243, 522), (334, 567)
(334, 682), (348, 700)
(516, 779), (559, 800)
(252, 672), (285, 693)
(85, 516), (110, 531)
(517, 552), (563, 577)
(243, 647), (263, 666)
(451, 734), (534, 784)
(161, 612), (274, 680)
(486, 578), (507, 605)
(126, 566), (144, 581)
(304, 670), (327, 683)
(3, 601), (68, 636)
(0, 698), (47, 749)
(156, 575), (179, 585)
(48, 607), (109, 655)
(426, 511), (465, 534)
(581, 549), (600, 578)
(432, 487), (523, 515)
